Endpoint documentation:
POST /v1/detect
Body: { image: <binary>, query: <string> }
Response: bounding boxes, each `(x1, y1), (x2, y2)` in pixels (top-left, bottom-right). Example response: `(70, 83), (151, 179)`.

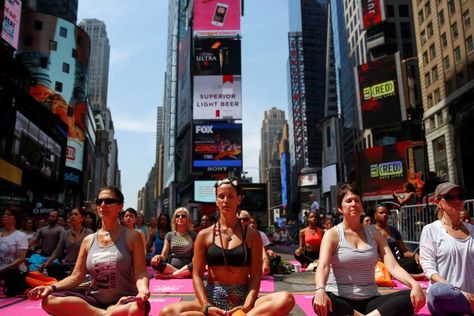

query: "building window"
(425, 72), (432, 86)
(425, 1), (431, 16)
(44, 37), (57, 50)
(451, 22), (459, 38)
(387, 5), (395, 17)
(62, 63), (70, 73)
(429, 44), (436, 59)
(427, 22), (434, 38)
(23, 36), (33, 46)
(438, 10), (445, 26)
(421, 30), (427, 44)
(433, 135), (448, 181)
(423, 51), (429, 65)
(434, 89), (441, 103)
(72, 49), (78, 58)
(463, 10), (471, 29)
(39, 57), (48, 68)
(34, 20), (43, 31)
(467, 36), (474, 54)
(444, 56), (450, 70)
(401, 22), (411, 35)
(399, 5), (409, 17)
(55, 81), (63, 92)
(457, 72), (465, 87)
(418, 10), (424, 25)
(454, 46), (462, 63)
(432, 66), (439, 81)
(446, 79), (453, 95)
(59, 27), (67, 38)
(427, 94), (434, 107)
(448, 0), (456, 15)
(441, 33), (448, 48)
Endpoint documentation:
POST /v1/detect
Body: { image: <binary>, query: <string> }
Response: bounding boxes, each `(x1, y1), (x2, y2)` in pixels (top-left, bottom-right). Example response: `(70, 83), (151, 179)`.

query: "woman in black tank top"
(160, 178), (295, 316)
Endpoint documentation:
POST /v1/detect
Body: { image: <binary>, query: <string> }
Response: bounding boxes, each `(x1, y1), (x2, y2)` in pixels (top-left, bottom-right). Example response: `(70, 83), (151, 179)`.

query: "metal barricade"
(397, 204), (438, 250)
(464, 199), (474, 214)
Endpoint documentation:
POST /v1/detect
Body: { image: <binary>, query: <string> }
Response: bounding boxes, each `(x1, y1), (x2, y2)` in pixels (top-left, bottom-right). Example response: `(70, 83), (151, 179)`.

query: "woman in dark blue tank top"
(160, 178), (295, 316)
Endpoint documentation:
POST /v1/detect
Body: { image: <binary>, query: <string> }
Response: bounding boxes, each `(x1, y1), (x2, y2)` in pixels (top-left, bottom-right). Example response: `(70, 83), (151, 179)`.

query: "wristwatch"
(315, 286), (325, 291)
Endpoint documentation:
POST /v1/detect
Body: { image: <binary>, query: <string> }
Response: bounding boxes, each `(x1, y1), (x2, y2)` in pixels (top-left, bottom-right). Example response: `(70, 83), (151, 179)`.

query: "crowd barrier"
(390, 199), (474, 251)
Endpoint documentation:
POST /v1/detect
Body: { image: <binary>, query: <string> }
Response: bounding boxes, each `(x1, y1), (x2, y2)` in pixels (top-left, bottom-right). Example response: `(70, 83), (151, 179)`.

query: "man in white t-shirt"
(309, 194), (320, 212)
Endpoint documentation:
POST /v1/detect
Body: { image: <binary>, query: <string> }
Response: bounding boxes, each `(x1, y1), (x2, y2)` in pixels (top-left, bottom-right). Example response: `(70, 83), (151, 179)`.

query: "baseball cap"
(434, 182), (466, 200)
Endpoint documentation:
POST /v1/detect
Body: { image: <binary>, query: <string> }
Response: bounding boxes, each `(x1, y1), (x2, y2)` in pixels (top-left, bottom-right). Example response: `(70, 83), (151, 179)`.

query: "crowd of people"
(0, 179), (472, 315)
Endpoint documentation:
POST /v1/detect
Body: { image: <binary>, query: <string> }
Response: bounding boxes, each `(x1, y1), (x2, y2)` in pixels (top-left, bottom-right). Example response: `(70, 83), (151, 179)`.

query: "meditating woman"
(313, 183), (425, 316)
(122, 207), (147, 255)
(147, 213), (171, 258)
(373, 204), (423, 276)
(294, 210), (323, 268)
(160, 177), (295, 316)
(420, 182), (474, 316)
(150, 207), (196, 278)
(28, 186), (150, 316)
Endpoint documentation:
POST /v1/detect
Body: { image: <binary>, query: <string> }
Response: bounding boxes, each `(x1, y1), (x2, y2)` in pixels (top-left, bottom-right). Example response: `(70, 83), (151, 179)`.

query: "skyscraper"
(33, 0), (78, 24)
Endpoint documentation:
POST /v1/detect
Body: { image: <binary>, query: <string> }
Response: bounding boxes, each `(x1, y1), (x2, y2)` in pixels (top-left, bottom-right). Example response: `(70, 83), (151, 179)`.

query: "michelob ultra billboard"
(357, 53), (403, 129)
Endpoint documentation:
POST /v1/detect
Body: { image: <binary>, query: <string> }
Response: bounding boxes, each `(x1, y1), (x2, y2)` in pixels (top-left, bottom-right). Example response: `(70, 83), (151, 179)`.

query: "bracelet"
(202, 302), (211, 316)
(50, 284), (57, 292)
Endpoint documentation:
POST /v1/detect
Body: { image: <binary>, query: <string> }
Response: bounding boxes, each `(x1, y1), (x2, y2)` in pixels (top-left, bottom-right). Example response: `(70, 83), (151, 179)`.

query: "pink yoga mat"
(416, 305), (431, 315)
(392, 279), (429, 290)
(149, 277), (195, 293)
(294, 294), (315, 315)
(0, 297), (24, 308)
(0, 299), (49, 316)
(149, 297), (181, 315)
(260, 275), (275, 292)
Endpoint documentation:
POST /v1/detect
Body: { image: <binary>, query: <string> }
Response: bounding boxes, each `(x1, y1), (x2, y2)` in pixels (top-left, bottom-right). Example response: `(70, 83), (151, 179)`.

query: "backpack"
(1, 267), (29, 297)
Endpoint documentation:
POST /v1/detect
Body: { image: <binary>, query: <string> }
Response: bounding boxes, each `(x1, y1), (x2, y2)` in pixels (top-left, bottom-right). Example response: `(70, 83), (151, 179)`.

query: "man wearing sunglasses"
(420, 182), (474, 316)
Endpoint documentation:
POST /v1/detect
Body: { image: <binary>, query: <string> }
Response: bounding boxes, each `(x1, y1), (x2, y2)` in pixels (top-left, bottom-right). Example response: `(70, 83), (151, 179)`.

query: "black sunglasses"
(443, 194), (466, 201)
(240, 217), (250, 222)
(95, 198), (120, 205)
(175, 214), (187, 219)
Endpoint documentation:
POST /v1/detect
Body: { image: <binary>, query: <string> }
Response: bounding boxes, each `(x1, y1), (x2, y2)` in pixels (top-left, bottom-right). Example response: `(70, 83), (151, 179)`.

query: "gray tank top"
(326, 223), (380, 300)
(86, 228), (137, 305)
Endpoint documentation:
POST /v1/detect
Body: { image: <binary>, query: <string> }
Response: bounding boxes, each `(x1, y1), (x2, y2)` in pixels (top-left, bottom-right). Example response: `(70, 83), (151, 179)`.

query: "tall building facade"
(287, 0), (329, 210)
(79, 19), (110, 111)
(29, 0), (78, 24)
(413, 0), (474, 191)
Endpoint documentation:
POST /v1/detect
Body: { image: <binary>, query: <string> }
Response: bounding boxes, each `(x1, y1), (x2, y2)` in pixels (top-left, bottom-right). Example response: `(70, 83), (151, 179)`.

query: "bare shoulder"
(196, 225), (214, 243)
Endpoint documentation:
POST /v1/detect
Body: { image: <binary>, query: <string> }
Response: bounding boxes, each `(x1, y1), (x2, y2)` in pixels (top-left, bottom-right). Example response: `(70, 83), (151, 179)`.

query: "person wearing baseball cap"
(419, 182), (474, 315)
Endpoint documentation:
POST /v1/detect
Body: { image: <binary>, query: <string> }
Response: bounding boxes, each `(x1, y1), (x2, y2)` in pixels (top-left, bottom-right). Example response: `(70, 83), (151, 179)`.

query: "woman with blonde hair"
(150, 207), (196, 278)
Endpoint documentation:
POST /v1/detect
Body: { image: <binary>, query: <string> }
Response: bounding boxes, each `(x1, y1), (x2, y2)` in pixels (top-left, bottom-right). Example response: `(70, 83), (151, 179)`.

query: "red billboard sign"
(361, 0), (385, 30)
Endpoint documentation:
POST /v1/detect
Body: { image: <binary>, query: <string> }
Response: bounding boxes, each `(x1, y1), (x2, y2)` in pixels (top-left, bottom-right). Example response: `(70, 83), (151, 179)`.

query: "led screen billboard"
(2, 0), (22, 49)
(193, 0), (241, 37)
(361, 0), (386, 30)
(358, 54), (402, 129)
(356, 141), (424, 200)
(194, 38), (241, 76)
(193, 75), (242, 120)
(193, 123), (242, 171)
(194, 180), (216, 203)
(280, 152), (288, 208)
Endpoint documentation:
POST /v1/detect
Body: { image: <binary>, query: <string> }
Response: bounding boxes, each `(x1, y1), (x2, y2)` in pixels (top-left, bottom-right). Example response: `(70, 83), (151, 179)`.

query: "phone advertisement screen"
(194, 0), (241, 37)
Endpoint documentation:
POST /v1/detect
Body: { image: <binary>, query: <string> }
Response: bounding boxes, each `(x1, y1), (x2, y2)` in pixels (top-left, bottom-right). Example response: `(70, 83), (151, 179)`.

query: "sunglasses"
(175, 214), (187, 219)
(215, 178), (239, 188)
(443, 194), (466, 201)
(95, 198), (120, 205)
(240, 217), (250, 222)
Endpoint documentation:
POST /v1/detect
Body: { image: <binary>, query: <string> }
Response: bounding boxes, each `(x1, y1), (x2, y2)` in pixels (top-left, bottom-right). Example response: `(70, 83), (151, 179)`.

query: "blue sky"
(78, 0), (290, 209)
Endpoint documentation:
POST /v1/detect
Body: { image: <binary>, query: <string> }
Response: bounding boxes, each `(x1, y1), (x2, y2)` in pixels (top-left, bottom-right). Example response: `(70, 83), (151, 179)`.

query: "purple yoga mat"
(0, 299), (49, 316)
(149, 297), (181, 315)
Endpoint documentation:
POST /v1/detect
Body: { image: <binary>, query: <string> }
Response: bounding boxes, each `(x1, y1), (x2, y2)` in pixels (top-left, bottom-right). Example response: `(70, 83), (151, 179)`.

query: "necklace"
(219, 221), (239, 243)
(441, 220), (462, 230)
(215, 222), (247, 274)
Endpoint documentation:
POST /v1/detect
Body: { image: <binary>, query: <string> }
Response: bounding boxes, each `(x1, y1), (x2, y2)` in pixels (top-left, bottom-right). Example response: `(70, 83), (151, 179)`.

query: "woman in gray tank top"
(313, 184), (425, 316)
(28, 186), (150, 316)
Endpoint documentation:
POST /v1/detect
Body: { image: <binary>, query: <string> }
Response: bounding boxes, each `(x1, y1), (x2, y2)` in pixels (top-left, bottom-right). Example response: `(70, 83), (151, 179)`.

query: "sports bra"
(206, 223), (251, 267)
(304, 227), (323, 246)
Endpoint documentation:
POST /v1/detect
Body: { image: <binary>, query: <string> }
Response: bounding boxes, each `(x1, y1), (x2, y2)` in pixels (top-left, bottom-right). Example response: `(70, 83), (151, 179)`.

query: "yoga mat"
(289, 260), (308, 272)
(146, 265), (156, 276)
(0, 297), (24, 308)
(149, 297), (181, 316)
(0, 299), (49, 316)
(149, 277), (195, 294)
(392, 279), (429, 290)
(294, 294), (315, 315)
(416, 304), (431, 315)
(260, 275), (275, 292)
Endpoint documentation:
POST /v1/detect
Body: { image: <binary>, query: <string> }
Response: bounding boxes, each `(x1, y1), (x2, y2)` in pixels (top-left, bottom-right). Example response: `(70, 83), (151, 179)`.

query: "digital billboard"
(194, 38), (241, 76)
(280, 152), (288, 208)
(357, 53), (402, 129)
(177, 29), (192, 134)
(194, 180), (216, 203)
(356, 141), (424, 200)
(193, 0), (241, 37)
(361, 0), (386, 30)
(193, 75), (242, 120)
(2, 0), (21, 49)
(193, 123), (242, 171)
(322, 164), (337, 194)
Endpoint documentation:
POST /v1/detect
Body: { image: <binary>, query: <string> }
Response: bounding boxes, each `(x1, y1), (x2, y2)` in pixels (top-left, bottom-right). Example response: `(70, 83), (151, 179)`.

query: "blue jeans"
(427, 282), (473, 316)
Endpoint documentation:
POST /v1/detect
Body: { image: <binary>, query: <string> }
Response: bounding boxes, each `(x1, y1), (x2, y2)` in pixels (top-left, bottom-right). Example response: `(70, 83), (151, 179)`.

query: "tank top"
(304, 227), (323, 246)
(206, 224), (251, 267)
(153, 230), (166, 255)
(326, 224), (380, 300)
(86, 228), (137, 306)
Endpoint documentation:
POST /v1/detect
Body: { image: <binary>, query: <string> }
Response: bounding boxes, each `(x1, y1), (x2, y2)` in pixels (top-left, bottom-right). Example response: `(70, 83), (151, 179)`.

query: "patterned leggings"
(205, 284), (248, 311)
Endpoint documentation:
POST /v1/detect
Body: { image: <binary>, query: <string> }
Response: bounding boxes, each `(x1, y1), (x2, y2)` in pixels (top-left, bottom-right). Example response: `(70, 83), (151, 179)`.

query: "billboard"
(194, 180), (216, 203)
(322, 164), (337, 194)
(240, 183), (267, 213)
(193, 0), (241, 37)
(298, 173), (317, 187)
(361, 0), (386, 30)
(280, 152), (288, 208)
(357, 141), (424, 200)
(193, 123), (242, 170)
(2, 0), (21, 49)
(193, 75), (242, 120)
(357, 54), (402, 129)
(194, 38), (241, 76)
(177, 29), (192, 134)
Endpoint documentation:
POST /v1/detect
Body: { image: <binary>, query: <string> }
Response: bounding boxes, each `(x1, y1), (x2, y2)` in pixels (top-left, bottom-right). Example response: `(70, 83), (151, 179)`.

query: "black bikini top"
(206, 223), (251, 267)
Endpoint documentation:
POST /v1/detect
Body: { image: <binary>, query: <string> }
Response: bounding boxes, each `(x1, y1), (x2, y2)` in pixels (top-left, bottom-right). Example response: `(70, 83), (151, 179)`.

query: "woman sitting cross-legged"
(294, 210), (323, 268)
(160, 178), (295, 316)
(150, 207), (196, 279)
(313, 183), (425, 316)
(28, 186), (150, 316)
